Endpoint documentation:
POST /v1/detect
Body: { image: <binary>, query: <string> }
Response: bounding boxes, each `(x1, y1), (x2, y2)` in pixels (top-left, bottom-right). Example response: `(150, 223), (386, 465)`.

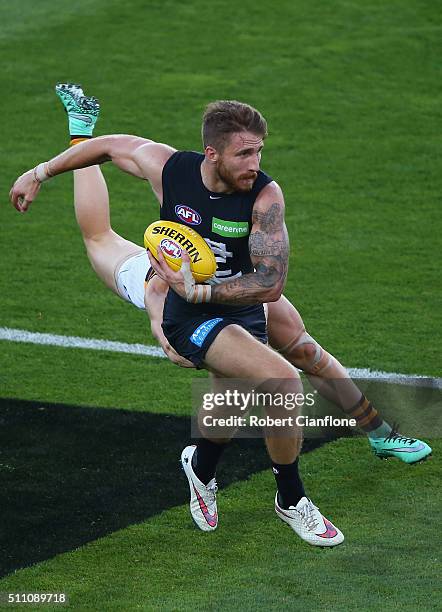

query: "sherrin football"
(144, 220), (216, 283)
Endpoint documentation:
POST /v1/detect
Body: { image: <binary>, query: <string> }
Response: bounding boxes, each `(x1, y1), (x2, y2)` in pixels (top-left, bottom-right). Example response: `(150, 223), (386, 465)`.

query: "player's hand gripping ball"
(144, 221), (216, 283)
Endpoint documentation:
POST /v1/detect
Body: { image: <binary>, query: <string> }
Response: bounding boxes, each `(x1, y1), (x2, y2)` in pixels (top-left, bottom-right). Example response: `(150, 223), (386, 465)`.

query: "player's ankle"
(70, 136), (92, 146)
(367, 421), (392, 439)
(192, 438), (227, 485)
(272, 458), (305, 508)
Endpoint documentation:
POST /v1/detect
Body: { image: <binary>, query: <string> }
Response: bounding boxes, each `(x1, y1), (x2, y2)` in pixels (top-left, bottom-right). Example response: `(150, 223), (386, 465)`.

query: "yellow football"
(144, 220), (216, 283)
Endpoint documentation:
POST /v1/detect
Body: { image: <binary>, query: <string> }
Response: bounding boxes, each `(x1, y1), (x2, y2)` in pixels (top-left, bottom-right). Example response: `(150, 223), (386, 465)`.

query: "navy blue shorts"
(162, 291), (267, 368)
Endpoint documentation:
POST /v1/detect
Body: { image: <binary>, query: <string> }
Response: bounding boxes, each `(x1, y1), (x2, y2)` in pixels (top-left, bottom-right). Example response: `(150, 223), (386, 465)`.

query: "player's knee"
(260, 361), (303, 401)
(267, 360), (301, 381)
(282, 331), (331, 375)
(296, 342), (319, 364)
(281, 331), (317, 365)
(83, 228), (112, 246)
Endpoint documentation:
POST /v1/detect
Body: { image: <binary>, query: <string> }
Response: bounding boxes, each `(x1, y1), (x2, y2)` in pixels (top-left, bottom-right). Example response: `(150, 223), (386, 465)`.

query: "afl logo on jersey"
(160, 238), (182, 259)
(175, 204), (202, 226)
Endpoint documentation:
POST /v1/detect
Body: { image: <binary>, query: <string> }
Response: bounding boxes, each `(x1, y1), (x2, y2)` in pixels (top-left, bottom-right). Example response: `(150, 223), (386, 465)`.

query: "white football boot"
(275, 493), (344, 547)
(181, 445), (218, 532)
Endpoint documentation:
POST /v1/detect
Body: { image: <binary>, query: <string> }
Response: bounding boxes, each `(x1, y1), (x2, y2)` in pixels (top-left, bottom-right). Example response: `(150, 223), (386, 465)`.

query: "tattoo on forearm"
(210, 202), (289, 305)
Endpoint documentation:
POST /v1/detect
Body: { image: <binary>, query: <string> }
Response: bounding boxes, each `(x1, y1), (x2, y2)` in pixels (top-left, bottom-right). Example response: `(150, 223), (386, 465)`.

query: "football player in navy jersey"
(10, 84), (431, 546)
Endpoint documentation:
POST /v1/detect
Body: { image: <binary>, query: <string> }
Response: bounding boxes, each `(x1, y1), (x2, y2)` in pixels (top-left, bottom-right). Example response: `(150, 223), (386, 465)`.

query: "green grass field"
(0, 0), (441, 609)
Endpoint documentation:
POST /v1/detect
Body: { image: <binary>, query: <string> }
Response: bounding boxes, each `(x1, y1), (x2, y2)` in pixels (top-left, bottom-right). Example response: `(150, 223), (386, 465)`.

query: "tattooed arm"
(147, 181), (289, 306)
(210, 181), (289, 305)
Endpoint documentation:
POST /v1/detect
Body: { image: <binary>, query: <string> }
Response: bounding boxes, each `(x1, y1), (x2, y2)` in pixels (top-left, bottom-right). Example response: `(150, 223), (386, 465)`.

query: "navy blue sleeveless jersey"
(161, 150), (272, 317)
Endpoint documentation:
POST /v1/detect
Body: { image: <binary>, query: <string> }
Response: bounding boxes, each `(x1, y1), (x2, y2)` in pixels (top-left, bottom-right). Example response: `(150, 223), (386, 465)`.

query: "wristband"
(33, 162), (53, 183)
(191, 284), (212, 303)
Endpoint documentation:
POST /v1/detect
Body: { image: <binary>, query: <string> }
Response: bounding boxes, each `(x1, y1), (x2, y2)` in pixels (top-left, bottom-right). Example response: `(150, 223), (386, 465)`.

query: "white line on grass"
(0, 326), (440, 387)
(0, 326), (165, 358)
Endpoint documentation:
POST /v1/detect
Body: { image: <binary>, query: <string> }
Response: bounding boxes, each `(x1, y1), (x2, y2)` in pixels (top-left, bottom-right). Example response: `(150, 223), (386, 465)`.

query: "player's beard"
(216, 160), (257, 193)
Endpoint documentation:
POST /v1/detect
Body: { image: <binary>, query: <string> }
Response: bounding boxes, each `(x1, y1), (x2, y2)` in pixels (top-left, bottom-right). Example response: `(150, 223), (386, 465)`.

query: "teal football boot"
(369, 429), (432, 464)
(55, 82), (100, 136)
